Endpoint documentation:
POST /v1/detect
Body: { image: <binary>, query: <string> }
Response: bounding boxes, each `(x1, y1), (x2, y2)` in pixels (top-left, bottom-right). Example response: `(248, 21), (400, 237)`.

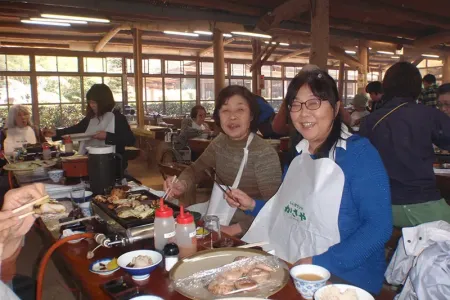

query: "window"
(231, 64), (244, 76)
(347, 70), (358, 80)
(165, 60), (196, 75)
(36, 56), (78, 72)
(261, 65), (271, 77)
(84, 57), (122, 73)
(1, 76), (32, 105)
(200, 62), (214, 75)
(328, 69), (339, 81)
(200, 78), (214, 100)
(144, 77), (163, 114)
(143, 59), (161, 74)
(346, 82), (357, 100)
(285, 67), (295, 78)
(6, 55), (30, 71)
(271, 65), (282, 78)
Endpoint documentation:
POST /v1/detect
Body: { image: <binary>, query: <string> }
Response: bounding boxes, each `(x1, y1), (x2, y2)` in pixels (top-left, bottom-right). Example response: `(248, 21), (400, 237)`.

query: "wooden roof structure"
(0, 0), (449, 68)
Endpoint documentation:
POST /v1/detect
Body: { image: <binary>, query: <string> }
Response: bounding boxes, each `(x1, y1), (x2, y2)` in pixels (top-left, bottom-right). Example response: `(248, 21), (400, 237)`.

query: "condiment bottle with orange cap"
(154, 198), (176, 252)
(175, 205), (197, 258)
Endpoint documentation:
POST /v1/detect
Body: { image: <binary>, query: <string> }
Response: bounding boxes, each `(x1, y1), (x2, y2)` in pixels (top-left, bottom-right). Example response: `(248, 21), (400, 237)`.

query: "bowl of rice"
(314, 284), (374, 300)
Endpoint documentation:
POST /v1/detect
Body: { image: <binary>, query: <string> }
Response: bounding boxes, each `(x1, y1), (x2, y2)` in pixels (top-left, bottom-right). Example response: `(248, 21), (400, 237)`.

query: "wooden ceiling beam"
(250, 40), (272, 72)
(163, 0), (263, 16)
(257, 0), (310, 32)
(414, 32), (450, 49)
(198, 37), (235, 57)
(260, 42), (279, 66)
(95, 24), (130, 53)
(339, 0), (450, 30)
(275, 48), (310, 62)
(329, 46), (363, 69)
(412, 57), (424, 67)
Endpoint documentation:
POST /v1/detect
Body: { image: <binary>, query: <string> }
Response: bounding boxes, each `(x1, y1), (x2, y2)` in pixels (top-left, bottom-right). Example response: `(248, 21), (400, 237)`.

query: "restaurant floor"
(16, 157), (211, 299)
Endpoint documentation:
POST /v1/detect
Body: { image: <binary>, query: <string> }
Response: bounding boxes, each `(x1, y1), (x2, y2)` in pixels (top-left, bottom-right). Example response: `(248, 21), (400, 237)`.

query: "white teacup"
(79, 201), (92, 217)
(290, 264), (330, 299)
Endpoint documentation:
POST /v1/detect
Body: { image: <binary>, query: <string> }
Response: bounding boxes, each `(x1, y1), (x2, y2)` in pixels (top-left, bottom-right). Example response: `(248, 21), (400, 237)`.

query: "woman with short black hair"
(44, 83), (135, 172)
(165, 85), (282, 237)
(226, 71), (392, 294)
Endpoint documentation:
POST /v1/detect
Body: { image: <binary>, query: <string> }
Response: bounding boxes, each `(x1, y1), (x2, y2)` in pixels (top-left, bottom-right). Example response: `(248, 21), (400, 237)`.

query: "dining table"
(34, 204), (397, 300)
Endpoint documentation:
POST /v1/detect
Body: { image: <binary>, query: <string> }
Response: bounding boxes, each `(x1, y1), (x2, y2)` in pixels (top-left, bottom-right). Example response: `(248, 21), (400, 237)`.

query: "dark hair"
(213, 85), (260, 132)
(382, 62), (422, 100)
(190, 105), (207, 119)
(86, 83), (116, 118)
(366, 81), (383, 94)
(438, 83), (450, 96)
(285, 70), (342, 159)
(423, 74), (436, 84)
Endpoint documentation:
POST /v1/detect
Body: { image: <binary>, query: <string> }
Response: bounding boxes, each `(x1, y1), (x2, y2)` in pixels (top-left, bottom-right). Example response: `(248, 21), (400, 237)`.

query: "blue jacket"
(359, 97), (450, 205)
(248, 135), (392, 294)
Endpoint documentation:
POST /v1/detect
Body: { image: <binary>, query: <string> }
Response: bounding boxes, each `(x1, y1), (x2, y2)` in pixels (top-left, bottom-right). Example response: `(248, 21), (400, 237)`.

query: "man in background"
(418, 74), (438, 108)
(365, 81), (384, 112)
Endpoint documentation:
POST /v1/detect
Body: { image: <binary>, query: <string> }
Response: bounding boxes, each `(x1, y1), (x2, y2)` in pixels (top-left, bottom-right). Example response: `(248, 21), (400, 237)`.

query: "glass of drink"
(202, 215), (221, 249)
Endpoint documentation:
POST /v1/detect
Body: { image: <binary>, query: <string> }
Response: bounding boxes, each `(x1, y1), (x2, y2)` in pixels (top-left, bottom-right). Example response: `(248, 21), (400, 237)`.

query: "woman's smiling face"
(219, 95), (252, 141)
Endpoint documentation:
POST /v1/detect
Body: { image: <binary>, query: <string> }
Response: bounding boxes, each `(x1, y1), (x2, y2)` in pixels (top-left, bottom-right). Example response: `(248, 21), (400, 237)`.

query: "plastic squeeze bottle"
(64, 136), (73, 153)
(175, 206), (197, 258)
(154, 198), (176, 252)
(42, 144), (51, 160)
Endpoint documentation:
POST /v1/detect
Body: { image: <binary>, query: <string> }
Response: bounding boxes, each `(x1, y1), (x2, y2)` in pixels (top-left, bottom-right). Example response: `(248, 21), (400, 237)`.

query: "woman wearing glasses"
(226, 70), (392, 295)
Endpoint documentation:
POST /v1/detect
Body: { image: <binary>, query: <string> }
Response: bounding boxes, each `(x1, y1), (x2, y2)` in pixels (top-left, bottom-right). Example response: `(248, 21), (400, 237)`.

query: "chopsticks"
(163, 176), (177, 201)
(12, 195), (50, 214)
(237, 242), (269, 249)
(210, 169), (232, 193)
(204, 170), (230, 195)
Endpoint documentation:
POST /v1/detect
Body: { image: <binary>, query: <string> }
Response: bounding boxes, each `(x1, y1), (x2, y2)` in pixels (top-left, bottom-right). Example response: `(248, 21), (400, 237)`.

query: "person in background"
(360, 62), (450, 227)
(437, 83), (450, 117)
(1, 183), (47, 300)
(165, 85), (282, 237)
(350, 94), (370, 127)
(226, 70), (392, 294)
(176, 105), (211, 149)
(365, 81), (384, 112)
(43, 84), (135, 173)
(253, 94), (279, 138)
(418, 74), (438, 108)
(2, 105), (45, 155)
(272, 65), (352, 136)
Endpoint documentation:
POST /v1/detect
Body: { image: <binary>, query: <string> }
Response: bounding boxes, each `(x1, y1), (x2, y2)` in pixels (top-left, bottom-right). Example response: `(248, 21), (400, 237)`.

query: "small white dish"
(60, 229), (85, 244)
(129, 296), (164, 300)
(89, 258), (119, 276)
(315, 284), (374, 300)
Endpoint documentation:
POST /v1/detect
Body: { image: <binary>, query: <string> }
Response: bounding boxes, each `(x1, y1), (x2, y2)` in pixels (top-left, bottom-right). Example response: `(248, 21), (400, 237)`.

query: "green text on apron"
(243, 128), (350, 263)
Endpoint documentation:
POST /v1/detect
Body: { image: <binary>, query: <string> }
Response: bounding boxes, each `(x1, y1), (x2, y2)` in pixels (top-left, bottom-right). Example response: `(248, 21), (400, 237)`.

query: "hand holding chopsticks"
(204, 169), (240, 208)
(12, 195), (50, 214)
(162, 176), (178, 200)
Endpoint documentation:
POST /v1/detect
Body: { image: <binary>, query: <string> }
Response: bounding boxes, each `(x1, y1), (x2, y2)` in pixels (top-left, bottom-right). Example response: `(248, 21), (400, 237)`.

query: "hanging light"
(163, 31), (199, 37)
(30, 17), (87, 24)
(41, 13), (110, 23)
(21, 20), (70, 27)
(231, 31), (271, 39)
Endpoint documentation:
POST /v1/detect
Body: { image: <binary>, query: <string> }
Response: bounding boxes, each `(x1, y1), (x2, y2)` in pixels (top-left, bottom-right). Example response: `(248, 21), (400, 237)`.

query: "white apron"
(188, 133), (255, 226)
(242, 138), (346, 264)
(79, 112), (115, 155)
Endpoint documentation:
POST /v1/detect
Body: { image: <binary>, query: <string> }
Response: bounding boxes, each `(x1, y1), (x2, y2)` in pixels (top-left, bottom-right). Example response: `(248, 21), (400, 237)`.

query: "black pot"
(87, 145), (123, 195)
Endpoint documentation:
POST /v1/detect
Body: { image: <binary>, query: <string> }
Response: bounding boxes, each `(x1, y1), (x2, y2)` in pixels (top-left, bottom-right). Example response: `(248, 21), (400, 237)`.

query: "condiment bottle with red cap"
(175, 205), (197, 258)
(63, 136), (73, 153)
(154, 198), (176, 252)
(42, 144), (51, 160)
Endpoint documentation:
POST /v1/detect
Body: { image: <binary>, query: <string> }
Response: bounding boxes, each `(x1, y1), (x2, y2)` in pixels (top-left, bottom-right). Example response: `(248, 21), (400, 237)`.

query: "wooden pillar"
(338, 61), (345, 100)
(309, 0), (329, 69)
(252, 39), (261, 95)
(29, 55), (40, 126)
(443, 55), (450, 84)
(132, 28), (144, 127)
(357, 41), (369, 94)
(213, 28), (225, 103)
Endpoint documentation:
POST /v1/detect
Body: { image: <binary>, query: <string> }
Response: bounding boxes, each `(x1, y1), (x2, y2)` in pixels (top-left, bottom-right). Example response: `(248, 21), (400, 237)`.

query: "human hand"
(93, 131), (107, 140)
(225, 189), (255, 211)
(0, 211), (19, 244)
(163, 176), (187, 198)
(42, 128), (56, 138)
(2, 183), (46, 239)
(220, 223), (242, 237)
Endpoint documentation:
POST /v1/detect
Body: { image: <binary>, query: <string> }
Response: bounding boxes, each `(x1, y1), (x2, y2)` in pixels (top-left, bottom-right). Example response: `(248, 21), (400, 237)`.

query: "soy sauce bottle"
(163, 243), (179, 272)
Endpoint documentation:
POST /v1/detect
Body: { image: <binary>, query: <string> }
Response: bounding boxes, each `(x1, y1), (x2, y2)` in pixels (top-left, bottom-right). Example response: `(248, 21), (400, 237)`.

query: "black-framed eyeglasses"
(289, 99), (322, 112)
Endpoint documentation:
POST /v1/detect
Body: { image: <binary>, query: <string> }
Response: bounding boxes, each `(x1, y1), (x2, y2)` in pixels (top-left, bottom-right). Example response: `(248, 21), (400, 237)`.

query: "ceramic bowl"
(290, 264), (330, 300)
(89, 258), (120, 276)
(60, 230), (85, 244)
(48, 169), (64, 183)
(117, 250), (162, 281)
(129, 296), (164, 300)
(315, 284), (374, 300)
